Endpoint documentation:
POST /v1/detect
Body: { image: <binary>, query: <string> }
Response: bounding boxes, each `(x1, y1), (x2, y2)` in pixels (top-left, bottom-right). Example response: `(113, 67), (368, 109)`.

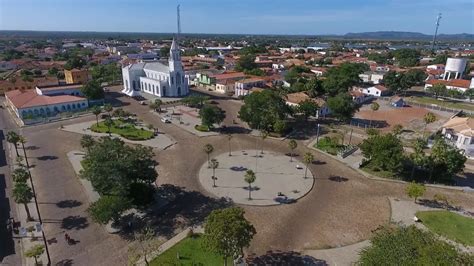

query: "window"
(171, 77), (174, 84)
(464, 137), (470, 145)
(471, 138), (474, 145)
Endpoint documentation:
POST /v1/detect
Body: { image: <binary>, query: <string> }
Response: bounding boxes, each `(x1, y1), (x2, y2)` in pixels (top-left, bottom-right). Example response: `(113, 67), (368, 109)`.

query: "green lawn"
(150, 234), (231, 266)
(409, 96), (474, 112)
(416, 210), (474, 246)
(314, 136), (343, 155)
(360, 165), (400, 179)
(90, 119), (154, 141)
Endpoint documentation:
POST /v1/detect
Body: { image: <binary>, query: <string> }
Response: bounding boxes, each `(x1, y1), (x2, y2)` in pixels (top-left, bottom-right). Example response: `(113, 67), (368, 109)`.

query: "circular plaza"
(198, 150), (314, 206)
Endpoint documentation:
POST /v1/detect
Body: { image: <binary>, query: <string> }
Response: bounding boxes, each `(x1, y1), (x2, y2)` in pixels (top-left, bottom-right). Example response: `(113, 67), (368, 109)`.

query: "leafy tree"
(236, 54), (257, 71)
(423, 112), (437, 134)
(288, 139), (297, 162)
(360, 133), (404, 173)
(358, 225), (473, 265)
(210, 158), (219, 187)
(239, 90), (290, 132)
(149, 99), (162, 112)
(244, 170), (256, 200)
(406, 182), (426, 203)
(427, 84), (447, 97)
(88, 195), (131, 224)
(90, 63), (122, 84)
(392, 124), (403, 136)
(393, 48), (420, 67)
(81, 80), (104, 100)
(12, 167), (29, 183)
(383, 71), (403, 93)
(404, 69), (427, 86)
(273, 119), (288, 135)
(92, 105), (101, 126)
(13, 182), (34, 221)
(6, 131), (20, 157)
(25, 244), (45, 265)
(227, 134), (233, 156)
(410, 138), (427, 179)
(199, 105), (225, 128)
(133, 227), (159, 266)
(104, 117), (114, 136)
(432, 54), (448, 64)
(370, 102), (380, 126)
(203, 207), (256, 265)
(104, 103), (113, 115)
(81, 137), (157, 200)
(367, 53), (389, 64)
(305, 78), (325, 97)
(204, 144), (214, 167)
(48, 67), (59, 76)
(64, 56), (86, 70)
(323, 63), (367, 95)
(298, 100), (318, 121)
(303, 152), (314, 179)
(80, 135), (95, 152)
(327, 93), (358, 121)
(428, 138), (466, 183)
(181, 95), (209, 108)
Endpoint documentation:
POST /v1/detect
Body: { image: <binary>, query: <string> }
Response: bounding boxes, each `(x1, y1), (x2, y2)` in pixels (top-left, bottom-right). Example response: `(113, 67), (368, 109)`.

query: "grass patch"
(416, 210), (474, 246)
(360, 165), (401, 179)
(409, 96), (474, 112)
(90, 119), (153, 141)
(194, 124), (210, 132)
(150, 234), (231, 266)
(314, 136), (343, 155)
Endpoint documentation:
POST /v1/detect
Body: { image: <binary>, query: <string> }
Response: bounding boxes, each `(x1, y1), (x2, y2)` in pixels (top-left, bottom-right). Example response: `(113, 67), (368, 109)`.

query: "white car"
(161, 117), (171, 123)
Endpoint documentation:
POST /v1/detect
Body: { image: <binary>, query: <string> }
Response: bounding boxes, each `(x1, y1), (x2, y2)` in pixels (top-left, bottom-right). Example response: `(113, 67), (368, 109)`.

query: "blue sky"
(0, 0), (473, 35)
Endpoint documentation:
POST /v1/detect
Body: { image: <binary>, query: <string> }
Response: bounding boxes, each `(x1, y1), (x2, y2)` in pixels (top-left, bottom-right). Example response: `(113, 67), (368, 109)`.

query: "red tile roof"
(426, 79), (471, 88)
(6, 89), (86, 109)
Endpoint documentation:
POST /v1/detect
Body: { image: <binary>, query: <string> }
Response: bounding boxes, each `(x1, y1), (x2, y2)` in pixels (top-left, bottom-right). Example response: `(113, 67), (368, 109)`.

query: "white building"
(359, 71), (385, 84)
(363, 85), (390, 97)
(121, 39), (189, 98)
(442, 117), (474, 159)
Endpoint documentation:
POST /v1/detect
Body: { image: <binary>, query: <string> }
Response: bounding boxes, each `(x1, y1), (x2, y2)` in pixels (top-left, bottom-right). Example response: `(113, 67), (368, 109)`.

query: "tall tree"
(406, 182), (426, 203)
(327, 93), (358, 121)
(199, 105), (226, 129)
(360, 133), (404, 173)
(6, 131), (20, 157)
(204, 144), (214, 167)
(210, 158), (219, 188)
(25, 244), (45, 266)
(322, 63), (367, 95)
(92, 105), (101, 126)
(88, 195), (131, 224)
(80, 135), (95, 153)
(428, 138), (466, 183)
(81, 80), (104, 100)
(203, 207), (256, 266)
(303, 152), (314, 179)
(370, 102), (380, 126)
(104, 103), (113, 115)
(13, 182), (34, 221)
(410, 138), (427, 179)
(288, 140), (297, 162)
(423, 112), (437, 136)
(12, 167), (29, 183)
(104, 117), (114, 136)
(244, 170), (256, 200)
(297, 100), (319, 121)
(260, 131), (268, 154)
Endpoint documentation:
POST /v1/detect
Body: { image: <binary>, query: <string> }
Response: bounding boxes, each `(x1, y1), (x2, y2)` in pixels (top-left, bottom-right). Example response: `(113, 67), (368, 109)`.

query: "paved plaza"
(153, 105), (219, 137)
(199, 150), (314, 206)
(62, 119), (176, 149)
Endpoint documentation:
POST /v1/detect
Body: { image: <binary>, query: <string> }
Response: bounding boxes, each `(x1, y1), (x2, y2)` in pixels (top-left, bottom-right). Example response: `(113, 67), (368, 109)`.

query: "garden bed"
(90, 119), (154, 141)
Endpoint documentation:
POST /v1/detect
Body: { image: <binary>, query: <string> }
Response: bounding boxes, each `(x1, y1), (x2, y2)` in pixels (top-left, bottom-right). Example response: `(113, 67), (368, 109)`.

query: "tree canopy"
(203, 207), (256, 264)
(239, 90), (290, 132)
(199, 104), (226, 128)
(428, 138), (466, 183)
(393, 48), (420, 67)
(360, 133), (404, 173)
(326, 93), (358, 121)
(358, 225), (473, 265)
(322, 63), (368, 96)
(81, 80), (104, 100)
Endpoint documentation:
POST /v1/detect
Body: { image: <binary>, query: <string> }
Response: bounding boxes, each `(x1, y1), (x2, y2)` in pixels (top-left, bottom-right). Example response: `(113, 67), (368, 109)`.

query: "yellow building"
(64, 69), (89, 84)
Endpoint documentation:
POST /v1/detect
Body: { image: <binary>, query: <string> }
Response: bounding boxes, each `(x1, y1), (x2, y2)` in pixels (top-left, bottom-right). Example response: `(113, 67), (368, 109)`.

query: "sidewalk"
(66, 151), (100, 203)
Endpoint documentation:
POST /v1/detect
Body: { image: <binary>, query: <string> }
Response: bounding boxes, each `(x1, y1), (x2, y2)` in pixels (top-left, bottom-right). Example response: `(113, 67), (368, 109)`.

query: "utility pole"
(431, 13), (442, 52)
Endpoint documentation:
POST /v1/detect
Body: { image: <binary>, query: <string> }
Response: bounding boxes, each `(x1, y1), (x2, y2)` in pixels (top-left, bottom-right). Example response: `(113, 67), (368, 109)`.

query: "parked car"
(161, 117), (171, 123)
(140, 101), (147, 105)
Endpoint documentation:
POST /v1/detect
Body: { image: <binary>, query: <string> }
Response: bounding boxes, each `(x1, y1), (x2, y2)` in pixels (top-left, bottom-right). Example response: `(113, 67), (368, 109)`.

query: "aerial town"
(0, 2), (473, 266)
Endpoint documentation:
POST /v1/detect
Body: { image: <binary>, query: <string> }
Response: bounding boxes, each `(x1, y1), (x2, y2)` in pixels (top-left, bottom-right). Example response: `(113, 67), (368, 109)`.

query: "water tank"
(445, 58), (467, 73)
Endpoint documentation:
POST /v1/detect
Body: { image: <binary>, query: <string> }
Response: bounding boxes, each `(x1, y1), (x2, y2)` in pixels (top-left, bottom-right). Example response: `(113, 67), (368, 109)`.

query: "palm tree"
(244, 170), (256, 200)
(18, 135), (30, 169)
(13, 182), (34, 221)
(6, 131), (20, 156)
(410, 138), (427, 179)
(370, 102), (379, 127)
(288, 140), (297, 162)
(209, 158), (219, 187)
(303, 152), (314, 179)
(104, 103), (113, 116)
(25, 244), (45, 266)
(204, 144), (214, 168)
(12, 167), (29, 183)
(423, 112), (436, 137)
(227, 134), (233, 156)
(92, 105), (101, 126)
(80, 135), (95, 152)
(260, 131), (268, 154)
(104, 117), (114, 136)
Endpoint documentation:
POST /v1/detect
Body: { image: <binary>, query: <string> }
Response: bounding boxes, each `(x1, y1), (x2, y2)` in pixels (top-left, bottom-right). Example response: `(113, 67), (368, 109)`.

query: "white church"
(121, 39), (189, 98)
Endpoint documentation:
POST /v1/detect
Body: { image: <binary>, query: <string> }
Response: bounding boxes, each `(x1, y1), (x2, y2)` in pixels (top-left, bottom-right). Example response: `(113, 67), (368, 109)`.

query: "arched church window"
(171, 77), (174, 85)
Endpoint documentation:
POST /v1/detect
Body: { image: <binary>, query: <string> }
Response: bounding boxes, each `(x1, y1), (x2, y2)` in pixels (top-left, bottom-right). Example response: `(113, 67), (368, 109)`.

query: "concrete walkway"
(62, 119), (176, 150)
(66, 151), (100, 203)
(304, 240), (370, 266)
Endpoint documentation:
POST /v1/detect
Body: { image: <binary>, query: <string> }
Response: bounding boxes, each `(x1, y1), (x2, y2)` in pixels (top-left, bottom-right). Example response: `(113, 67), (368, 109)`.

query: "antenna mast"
(431, 13), (442, 52)
(177, 4), (181, 41)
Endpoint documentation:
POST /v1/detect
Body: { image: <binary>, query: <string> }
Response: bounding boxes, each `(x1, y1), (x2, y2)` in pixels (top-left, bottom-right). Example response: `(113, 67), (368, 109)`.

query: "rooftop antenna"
(177, 4), (181, 41)
(431, 13), (442, 52)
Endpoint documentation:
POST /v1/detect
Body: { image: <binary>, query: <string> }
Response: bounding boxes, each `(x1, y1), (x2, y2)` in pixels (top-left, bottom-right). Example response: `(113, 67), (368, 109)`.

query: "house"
(441, 117), (474, 158)
(350, 89), (372, 105)
(310, 67), (327, 77)
(424, 78), (474, 93)
(215, 79), (235, 94)
(284, 92), (330, 118)
(234, 78), (265, 97)
(0, 76), (59, 95)
(363, 85), (390, 97)
(64, 69), (90, 84)
(5, 84), (88, 124)
(390, 97), (406, 108)
(359, 71), (385, 84)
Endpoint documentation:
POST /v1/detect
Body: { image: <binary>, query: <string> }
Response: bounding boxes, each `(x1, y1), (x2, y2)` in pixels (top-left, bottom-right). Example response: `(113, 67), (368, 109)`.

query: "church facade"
(121, 39), (189, 98)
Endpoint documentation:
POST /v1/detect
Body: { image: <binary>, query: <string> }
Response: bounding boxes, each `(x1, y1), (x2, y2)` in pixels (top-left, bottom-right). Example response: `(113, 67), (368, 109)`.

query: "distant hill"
(343, 31), (474, 41)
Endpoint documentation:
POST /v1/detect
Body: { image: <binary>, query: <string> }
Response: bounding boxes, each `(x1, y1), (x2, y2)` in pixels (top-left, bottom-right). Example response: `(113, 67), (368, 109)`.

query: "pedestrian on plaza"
(65, 233), (70, 244)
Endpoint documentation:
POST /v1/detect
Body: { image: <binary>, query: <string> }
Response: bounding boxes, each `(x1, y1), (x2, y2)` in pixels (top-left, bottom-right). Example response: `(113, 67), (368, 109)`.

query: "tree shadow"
(243, 186), (260, 191)
(311, 160), (326, 165)
(55, 259), (74, 266)
(246, 250), (327, 266)
(230, 166), (248, 172)
(0, 174), (15, 261)
(351, 118), (389, 129)
(417, 199), (462, 212)
(36, 155), (59, 161)
(119, 184), (232, 240)
(328, 175), (349, 182)
(220, 126), (252, 134)
(25, 145), (40, 151)
(61, 216), (89, 230)
(56, 200), (82, 208)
